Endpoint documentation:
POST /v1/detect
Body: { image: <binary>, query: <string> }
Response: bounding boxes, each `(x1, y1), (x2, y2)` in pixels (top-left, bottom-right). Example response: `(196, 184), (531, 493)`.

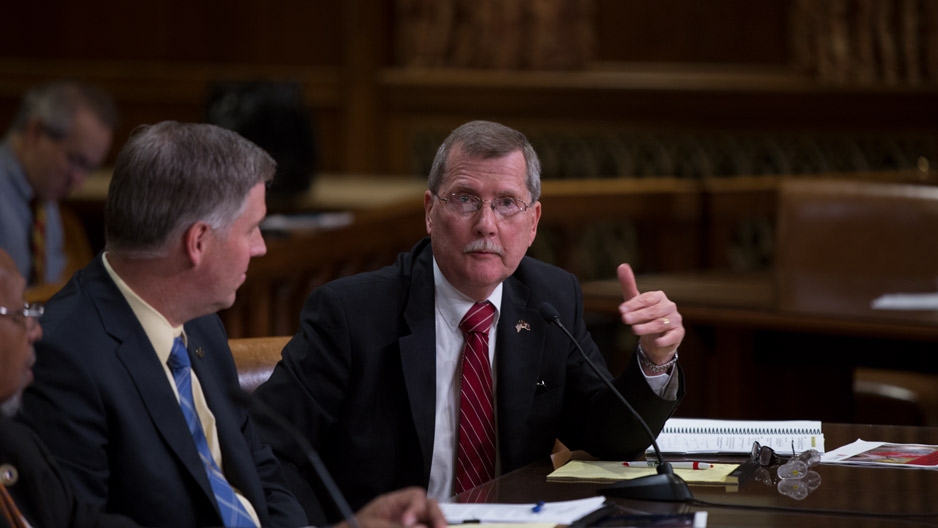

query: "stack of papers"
(439, 496), (606, 525)
(440, 498), (709, 527)
(653, 418), (825, 455)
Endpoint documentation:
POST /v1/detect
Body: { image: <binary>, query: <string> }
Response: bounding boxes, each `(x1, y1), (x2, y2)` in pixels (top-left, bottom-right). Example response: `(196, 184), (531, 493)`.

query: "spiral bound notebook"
(652, 418), (825, 455)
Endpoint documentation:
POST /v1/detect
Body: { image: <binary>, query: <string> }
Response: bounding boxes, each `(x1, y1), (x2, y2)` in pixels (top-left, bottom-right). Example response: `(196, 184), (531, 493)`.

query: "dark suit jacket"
(254, 238), (684, 520)
(17, 255), (307, 527)
(0, 418), (139, 528)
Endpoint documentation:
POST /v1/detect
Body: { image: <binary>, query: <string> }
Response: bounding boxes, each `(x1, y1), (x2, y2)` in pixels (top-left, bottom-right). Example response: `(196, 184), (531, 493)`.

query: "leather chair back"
(229, 336), (291, 392)
(775, 178), (938, 317)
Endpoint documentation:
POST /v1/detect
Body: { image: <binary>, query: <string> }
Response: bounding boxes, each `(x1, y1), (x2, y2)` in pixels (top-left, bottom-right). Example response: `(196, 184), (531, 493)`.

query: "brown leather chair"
(60, 205), (94, 281)
(775, 178), (938, 317)
(25, 205), (95, 303)
(229, 336), (291, 392)
(854, 367), (938, 426)
(775, 178), (938, 425)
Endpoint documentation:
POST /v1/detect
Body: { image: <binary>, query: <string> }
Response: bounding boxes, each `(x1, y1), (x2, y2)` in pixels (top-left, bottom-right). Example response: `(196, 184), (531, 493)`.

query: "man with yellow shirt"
(18, 121), (445, 528)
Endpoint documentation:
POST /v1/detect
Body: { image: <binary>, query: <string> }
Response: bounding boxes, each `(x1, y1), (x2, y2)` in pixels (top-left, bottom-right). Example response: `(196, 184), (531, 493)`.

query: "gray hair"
(7, 81), (118, 138)
(105, 121), (275, 257)
(428, 120), (541, 203)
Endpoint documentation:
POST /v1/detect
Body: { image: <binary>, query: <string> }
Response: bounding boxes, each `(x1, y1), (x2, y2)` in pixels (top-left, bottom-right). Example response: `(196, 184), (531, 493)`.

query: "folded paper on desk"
(823, 439), (938, 468)
(871, 292), (938, 310)
(547, 460), (738, 486)
(439, 496), (606, 525)
(653, 418), (825, 454)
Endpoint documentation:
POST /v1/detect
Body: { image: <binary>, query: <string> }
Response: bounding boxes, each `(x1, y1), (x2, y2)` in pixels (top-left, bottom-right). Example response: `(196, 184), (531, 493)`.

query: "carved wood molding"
(0, 58), (342, 106)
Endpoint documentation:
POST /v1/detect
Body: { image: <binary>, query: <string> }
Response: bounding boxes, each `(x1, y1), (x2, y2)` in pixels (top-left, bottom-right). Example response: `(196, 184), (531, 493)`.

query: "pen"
(623, 461), (713, 470)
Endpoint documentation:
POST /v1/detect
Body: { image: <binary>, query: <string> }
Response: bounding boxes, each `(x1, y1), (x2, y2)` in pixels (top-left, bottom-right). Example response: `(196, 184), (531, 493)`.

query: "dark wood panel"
(0, 0), (933, 177)
(595, 0), (790, 64)
(377, 68), (937, 130)
(0, 2), (346, 65)
(0, 59), (344, 169)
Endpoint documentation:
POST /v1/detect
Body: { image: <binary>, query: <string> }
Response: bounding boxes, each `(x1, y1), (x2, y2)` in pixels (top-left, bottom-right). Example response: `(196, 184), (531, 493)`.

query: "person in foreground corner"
(253, 120), (686, 521)
(0, 248), (139, 527)
(17, 121), (446, 528)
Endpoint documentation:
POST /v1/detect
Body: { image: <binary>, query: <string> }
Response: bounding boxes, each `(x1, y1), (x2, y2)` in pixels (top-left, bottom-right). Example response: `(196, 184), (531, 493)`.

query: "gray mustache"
(463, 240), (504, 255)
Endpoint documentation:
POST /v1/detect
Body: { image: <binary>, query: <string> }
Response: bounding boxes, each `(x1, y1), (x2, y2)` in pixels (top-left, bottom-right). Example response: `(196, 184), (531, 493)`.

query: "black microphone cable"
(538, 301), (692, 502)
(230, 388), (361, 528)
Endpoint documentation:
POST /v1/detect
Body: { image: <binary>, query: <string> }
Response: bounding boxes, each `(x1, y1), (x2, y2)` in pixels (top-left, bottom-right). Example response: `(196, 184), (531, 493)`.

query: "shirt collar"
(432, 257), (502, 329)
(102, 252), (185, 364)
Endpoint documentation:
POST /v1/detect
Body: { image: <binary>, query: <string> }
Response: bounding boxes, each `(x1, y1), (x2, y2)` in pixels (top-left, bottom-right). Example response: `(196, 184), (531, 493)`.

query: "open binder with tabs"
(651, 418), (825, 455)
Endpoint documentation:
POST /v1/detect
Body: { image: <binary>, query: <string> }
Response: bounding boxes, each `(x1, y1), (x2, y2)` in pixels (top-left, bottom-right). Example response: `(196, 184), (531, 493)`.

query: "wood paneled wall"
(3, 1), (934, 177)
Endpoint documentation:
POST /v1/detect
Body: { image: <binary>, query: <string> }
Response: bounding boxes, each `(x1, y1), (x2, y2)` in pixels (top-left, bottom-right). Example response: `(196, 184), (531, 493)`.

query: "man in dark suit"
(0, 248), (138, 528)
(18, 122), (446, 528)
(253, 120), (686, 520)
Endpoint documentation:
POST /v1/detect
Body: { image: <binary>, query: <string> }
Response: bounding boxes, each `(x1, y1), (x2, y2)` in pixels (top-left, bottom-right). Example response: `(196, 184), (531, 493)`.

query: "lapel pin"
(515, 320), (531, 333)
(0, 463), (18, 486)
(194, 347), (205, 359)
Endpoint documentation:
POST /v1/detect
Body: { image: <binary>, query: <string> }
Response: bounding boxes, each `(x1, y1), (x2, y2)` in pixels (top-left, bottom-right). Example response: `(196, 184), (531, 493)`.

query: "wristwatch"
(637, 342), (678, 374)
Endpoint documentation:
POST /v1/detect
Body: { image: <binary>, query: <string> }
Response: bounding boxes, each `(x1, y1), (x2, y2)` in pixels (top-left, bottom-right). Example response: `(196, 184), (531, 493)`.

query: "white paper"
(822, 439), (884, 463)
(871, 292), (938, 310)
(439, 496), (607, 524)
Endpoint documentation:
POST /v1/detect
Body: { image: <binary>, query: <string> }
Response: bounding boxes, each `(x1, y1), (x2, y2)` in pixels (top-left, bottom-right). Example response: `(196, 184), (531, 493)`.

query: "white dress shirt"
(426, 258), (676, 500)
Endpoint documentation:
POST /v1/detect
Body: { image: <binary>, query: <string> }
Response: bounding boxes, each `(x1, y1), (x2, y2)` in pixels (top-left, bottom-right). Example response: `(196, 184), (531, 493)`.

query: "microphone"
(229, 388), (361, 528)
(537, 302), (692, 502)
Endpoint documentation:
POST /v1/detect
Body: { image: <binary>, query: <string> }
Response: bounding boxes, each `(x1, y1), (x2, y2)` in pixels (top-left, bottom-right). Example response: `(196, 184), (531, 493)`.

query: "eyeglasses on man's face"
(41, 124), (99, 174)
(436, 192), (531, 219)
(0, 302), (44, 325)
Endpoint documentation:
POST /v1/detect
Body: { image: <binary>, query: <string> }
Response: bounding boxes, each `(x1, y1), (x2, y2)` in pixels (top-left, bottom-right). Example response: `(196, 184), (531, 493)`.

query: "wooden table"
(454, 423), (938, 527)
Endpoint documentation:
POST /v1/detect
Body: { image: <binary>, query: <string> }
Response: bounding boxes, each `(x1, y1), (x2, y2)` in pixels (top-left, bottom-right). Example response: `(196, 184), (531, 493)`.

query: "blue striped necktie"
(167, 337), (255, 527)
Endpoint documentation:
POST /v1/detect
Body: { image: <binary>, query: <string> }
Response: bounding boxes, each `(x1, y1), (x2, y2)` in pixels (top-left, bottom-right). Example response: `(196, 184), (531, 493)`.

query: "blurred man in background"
(0, 81), (117, 286)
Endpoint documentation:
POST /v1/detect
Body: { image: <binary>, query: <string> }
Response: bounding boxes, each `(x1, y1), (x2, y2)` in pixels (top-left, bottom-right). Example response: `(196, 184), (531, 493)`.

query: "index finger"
(617, 263), (640, 301)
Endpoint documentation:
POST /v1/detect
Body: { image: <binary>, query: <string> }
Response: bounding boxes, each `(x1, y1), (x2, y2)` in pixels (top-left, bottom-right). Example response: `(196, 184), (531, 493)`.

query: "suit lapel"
(86, 258), (217, 503)
(399, 244), (439, 481)
(494, 277), (546, 471)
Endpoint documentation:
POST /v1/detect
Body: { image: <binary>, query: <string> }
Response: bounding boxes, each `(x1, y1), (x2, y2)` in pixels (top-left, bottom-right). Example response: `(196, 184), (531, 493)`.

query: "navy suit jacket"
(18, 255), (307, 527)
(254, 238), (683, 520)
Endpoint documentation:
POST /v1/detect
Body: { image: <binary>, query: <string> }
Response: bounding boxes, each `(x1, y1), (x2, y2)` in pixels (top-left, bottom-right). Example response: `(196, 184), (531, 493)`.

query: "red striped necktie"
(454, 301), (497, 494)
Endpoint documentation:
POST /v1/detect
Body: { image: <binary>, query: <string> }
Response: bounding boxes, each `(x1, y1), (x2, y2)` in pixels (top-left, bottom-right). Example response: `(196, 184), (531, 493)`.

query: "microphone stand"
(539, 302), (692, 502)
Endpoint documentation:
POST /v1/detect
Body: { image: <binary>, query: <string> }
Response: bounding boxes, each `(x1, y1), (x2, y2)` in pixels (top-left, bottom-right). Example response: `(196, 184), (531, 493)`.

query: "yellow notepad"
(547, 460), (738, 486)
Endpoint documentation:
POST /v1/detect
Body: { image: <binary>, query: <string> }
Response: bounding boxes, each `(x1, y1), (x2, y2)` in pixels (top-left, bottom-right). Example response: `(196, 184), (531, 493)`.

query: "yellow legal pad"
(547, 460), (739, 486)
